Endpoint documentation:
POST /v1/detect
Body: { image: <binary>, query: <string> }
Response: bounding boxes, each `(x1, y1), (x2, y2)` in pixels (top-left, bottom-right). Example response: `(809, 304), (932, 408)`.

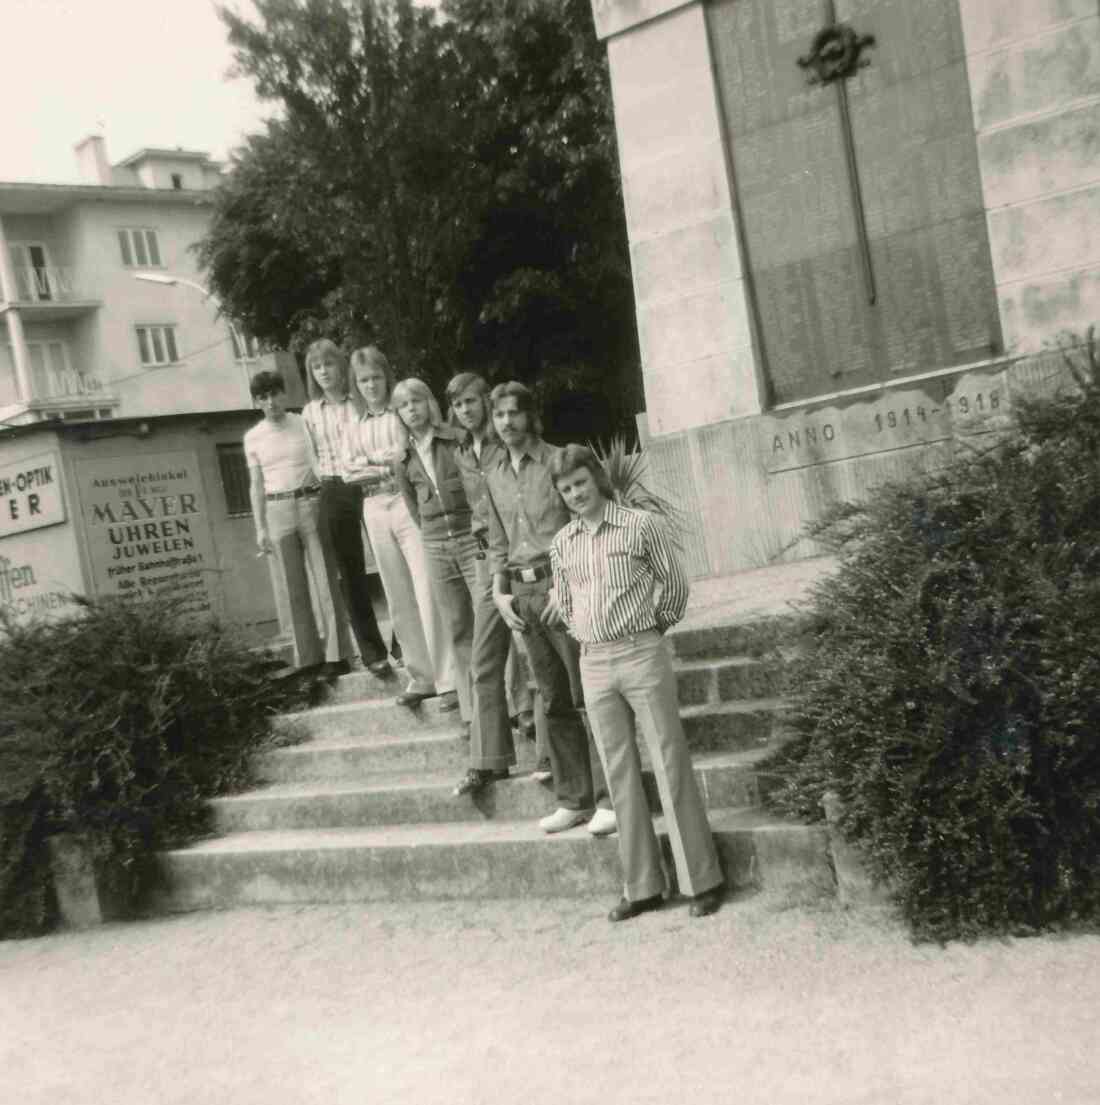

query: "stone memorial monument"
(590, 0), (1100, 576)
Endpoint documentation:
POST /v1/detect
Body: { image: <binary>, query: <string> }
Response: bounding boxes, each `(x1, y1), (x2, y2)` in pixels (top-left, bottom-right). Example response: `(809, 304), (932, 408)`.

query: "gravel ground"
(2, 891), (1098, 1105)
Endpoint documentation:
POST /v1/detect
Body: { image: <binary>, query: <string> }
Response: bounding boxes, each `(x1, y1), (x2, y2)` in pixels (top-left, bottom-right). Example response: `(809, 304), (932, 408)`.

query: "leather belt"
(508, 560), (551, 584)
(361, 480), (397, 498)
(265, 486), (320, 502)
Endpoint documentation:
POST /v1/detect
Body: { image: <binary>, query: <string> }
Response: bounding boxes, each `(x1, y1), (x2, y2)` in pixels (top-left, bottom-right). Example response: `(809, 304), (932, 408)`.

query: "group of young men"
(243, 350), (724, 922)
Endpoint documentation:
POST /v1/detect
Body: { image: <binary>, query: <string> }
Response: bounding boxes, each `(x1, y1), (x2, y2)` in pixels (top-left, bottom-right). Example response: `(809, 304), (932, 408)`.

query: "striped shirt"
(341, 407), (407, 495)
(551, 501), (689, 644)
(302, 395), (357, 478)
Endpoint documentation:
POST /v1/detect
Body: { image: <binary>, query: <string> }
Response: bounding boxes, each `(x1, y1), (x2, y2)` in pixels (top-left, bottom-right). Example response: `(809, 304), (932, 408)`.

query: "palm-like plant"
(591, 435), (685, 548)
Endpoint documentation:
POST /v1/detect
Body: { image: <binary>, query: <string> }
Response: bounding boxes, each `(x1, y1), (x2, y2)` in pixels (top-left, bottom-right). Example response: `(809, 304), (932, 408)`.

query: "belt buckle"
(520, 567), (537, 583)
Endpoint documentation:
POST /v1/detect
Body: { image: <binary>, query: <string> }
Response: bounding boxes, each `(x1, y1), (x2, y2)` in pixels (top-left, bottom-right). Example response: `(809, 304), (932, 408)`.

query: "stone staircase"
(149, 568), (838, 915)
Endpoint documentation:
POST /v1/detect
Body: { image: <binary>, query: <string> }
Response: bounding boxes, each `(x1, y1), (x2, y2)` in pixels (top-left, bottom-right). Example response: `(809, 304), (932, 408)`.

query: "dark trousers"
(511, 577), (609, 812)
(318, 478), (387, 665)
(469, 557), (521, 771)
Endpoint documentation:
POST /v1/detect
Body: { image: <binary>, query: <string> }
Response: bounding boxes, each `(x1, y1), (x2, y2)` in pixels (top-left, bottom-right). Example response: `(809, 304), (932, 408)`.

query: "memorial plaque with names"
(706, 0), (1002, 403)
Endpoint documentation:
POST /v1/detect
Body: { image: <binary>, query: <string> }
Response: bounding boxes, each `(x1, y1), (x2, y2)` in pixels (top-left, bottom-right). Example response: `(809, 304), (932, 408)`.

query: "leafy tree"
(198, 0), (639, 432)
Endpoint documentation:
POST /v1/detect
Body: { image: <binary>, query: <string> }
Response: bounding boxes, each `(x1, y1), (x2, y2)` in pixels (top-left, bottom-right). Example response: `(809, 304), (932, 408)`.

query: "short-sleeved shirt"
(243, 412), (316, 493)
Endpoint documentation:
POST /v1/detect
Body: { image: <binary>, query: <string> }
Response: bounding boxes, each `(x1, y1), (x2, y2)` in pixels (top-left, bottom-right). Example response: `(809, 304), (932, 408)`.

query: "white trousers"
(361, 491), (453, 696)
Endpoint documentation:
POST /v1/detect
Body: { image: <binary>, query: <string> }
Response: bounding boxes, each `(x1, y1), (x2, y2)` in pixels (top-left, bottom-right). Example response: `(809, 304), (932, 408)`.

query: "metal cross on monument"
(797, 0), (877, 305)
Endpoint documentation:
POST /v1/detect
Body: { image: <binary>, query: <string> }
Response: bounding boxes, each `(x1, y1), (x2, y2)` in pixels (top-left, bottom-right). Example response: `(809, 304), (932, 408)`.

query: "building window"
(9, 242), (54, 301)
(118, 228), (162, 268)
(230, 329), (262, 361)
(171, 173), (183, 190)
(136, 325), (179, 366)
(217, 443), (252, 516)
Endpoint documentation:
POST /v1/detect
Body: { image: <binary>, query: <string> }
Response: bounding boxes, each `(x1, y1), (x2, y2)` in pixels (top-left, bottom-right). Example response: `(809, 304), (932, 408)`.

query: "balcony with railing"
(0, 339), (117, 421)
(1, 265), (101, 319)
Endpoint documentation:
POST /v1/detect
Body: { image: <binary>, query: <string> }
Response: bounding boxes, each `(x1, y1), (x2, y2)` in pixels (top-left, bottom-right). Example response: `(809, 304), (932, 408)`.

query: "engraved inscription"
(762, 371), (1011, 474)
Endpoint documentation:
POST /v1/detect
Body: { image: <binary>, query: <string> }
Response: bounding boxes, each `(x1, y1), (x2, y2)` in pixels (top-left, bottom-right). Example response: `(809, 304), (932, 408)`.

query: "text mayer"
(91, 493), (199, 525)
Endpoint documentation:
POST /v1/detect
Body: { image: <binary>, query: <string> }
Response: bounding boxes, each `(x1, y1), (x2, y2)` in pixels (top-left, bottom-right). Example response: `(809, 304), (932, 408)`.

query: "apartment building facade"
(0, 138), (311, 644)
(0, 135), (289, 426)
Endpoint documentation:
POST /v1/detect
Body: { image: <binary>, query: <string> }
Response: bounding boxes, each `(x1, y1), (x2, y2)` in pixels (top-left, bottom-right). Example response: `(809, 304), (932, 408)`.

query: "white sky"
(2, 0), (271, 183)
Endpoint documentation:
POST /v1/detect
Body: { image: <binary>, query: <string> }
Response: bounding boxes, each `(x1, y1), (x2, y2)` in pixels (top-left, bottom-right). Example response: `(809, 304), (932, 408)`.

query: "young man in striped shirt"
(549, 444), (724, 921)
(301, 339), (391, 676)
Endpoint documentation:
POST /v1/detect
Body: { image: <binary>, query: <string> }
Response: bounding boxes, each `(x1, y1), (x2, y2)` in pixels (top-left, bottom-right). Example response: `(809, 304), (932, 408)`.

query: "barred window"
(217, 443), (252, 516)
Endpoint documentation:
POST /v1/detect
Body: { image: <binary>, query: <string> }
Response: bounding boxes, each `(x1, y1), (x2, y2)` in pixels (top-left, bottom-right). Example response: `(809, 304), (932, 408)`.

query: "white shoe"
(538, 807), (592, 834)
(586, 808), (618, 837)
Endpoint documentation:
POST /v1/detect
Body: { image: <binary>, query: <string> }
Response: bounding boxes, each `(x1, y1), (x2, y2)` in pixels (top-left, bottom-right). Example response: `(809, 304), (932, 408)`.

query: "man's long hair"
(350, 345), (396, 407)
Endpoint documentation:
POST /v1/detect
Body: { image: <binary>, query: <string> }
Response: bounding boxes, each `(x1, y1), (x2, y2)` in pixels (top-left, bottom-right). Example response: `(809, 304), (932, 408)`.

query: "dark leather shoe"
(437, 691), (460, 712)
(688, 885), (725, 918)
(512, 711), (536, 740)
(608, 894), (663, 923)
(323, 659), (351, 680)
(366, 659), (393, 678)
(452, 768), (508, 797)
(396, 690), (433, 708)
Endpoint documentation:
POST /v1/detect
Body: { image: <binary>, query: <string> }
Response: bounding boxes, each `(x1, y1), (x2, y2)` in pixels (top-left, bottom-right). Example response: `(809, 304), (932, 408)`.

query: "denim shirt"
(486, 438), (571, 574)
(397, 425), (473, 541)
(454, 433), (506, 541)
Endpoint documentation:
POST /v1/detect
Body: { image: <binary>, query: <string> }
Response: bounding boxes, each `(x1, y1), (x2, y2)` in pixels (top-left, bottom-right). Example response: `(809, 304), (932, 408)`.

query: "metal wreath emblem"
(797, 23), (876, 85)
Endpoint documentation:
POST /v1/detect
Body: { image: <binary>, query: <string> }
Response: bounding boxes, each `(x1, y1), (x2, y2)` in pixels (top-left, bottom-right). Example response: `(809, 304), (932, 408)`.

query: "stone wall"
(601, 0), (765, 435)
(593, 0), (1099, 578)
(962, 0), (1100, 353)
(646, 347), (1074, 578)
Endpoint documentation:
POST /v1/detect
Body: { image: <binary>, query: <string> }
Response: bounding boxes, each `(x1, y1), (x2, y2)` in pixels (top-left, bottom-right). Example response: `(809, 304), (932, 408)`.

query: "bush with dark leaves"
(767, 333), (1100, 941)
(0, 595), (314, 938)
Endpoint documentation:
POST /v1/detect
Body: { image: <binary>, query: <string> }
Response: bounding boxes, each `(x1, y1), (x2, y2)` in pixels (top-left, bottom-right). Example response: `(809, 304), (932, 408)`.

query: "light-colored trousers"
(581, 630), (722, 901)
(361, 491), (451, 696)
(266, 494), (350, 669)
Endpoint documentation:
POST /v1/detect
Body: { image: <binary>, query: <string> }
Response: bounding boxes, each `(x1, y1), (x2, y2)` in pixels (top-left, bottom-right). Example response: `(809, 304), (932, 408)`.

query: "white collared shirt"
(413, 429), (438, 490)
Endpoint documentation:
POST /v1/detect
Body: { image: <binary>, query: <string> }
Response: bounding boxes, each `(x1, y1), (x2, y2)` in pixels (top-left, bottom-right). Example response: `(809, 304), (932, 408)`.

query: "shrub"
(766, 334), (1100, 941)
(0, 595), (315, 939)
(591, 435), (684, 540)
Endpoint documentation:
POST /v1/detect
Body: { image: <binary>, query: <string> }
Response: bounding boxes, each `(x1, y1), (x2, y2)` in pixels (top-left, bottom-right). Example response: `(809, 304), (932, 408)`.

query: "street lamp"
(131, 271), (249, 364)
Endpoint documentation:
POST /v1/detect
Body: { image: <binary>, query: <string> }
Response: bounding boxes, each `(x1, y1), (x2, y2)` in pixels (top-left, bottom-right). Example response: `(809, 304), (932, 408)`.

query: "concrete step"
(679, 698), (788, 754)
(213, 750), (774, 834)
(260, 697), (786, 784)
(322, 668), (419, 706)
(327, 654), (791, 716)
(675, 655), (786, 705)
(149, 807), (834, 913)
(326, 654), (789, 712)
(258, 730), (533, 783)
(669, 615), (805, 662)
(273, 696), (462, 744)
